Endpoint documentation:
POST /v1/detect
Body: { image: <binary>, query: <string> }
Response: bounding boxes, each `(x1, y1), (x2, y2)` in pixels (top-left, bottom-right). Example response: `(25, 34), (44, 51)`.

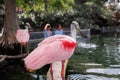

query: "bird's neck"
(70, 26), (77, 41)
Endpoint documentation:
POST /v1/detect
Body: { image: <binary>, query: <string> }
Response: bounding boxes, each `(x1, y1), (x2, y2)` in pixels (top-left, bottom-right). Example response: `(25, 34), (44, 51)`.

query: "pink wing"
(16, 29), (30, 43)
(38, 35), (66, 46)
(24, 35), (76, 70)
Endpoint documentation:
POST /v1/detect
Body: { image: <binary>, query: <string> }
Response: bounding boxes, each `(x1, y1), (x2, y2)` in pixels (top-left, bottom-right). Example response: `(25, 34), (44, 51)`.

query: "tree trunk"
(0, 0), (19, 47)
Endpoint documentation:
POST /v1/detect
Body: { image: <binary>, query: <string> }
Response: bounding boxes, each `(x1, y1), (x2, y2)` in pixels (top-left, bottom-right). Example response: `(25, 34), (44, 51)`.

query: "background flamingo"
(16, 28), (30, 54)
(23, 21), (87, 80)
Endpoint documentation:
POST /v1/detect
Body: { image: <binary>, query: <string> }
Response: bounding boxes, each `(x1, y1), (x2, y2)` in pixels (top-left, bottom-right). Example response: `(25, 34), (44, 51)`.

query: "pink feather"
(16, 29), (30, 43)
(24, 35), (76, 70)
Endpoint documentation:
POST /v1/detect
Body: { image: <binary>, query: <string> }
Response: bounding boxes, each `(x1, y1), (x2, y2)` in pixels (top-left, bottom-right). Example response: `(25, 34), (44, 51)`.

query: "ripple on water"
(67, 74), (119, 80)
(86, 68), (120, 75)
(78, 43), (97, 49)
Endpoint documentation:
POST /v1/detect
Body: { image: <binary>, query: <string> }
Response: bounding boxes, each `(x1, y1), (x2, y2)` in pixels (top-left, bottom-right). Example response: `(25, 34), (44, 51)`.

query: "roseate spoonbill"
(23, 21), (87, 80)
(47, 21), (88, 80)
(16, 28), (30, 54)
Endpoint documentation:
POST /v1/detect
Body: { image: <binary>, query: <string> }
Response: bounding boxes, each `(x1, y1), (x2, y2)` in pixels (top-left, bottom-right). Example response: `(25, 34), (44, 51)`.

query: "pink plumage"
(24, 35), (76, 70)
(16, 29), (30, 43)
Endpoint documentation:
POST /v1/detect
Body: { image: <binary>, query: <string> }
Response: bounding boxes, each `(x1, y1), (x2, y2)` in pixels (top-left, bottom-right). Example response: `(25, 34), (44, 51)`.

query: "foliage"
(0, 0), (117, 31)
(16, 0), (74, 13)
(72, 0), (111, 28)
(48, 0), (74, 13)
(16, 0), (116, 31)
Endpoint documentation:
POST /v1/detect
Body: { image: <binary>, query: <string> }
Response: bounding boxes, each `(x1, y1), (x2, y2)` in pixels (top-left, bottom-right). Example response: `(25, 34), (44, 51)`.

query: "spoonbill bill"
(23, 21), (87, 80)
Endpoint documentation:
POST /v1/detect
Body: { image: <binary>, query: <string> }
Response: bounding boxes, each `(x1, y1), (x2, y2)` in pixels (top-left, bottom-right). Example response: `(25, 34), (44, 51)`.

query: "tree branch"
(0, 55), (6, 62)
(0, 53), (28, 62)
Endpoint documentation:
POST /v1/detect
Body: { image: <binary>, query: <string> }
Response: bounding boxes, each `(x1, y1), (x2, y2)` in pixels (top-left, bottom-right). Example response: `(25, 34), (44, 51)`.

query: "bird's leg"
(61, 60), (65, 80)
(50, 64), (54, 80)
(47, 61), (68, 80)
(61, 60), (68, 80)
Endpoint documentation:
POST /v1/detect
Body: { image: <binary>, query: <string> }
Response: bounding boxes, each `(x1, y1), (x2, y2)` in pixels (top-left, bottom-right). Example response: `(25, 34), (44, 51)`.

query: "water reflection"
(74, 34), (120, 65)
(67, 74), (119, 80)
(86, 68), (120, 75)
(78, 43), (97, 49)
(68, 34), (120, 79)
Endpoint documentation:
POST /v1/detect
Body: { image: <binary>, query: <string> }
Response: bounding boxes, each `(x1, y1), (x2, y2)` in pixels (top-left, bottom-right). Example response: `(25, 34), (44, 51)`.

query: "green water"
(74, 34), (120, 65)
(68, 34), (120, 76)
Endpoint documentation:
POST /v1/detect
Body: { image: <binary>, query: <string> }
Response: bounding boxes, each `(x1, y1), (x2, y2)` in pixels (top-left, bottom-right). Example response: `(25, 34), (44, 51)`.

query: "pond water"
(75, 34), (120, 66)
(29, 32), (120, 80)
(68, 34), (120, 80)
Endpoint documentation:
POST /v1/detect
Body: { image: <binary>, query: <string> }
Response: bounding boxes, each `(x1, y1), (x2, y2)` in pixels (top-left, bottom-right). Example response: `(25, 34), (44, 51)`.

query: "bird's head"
(71, 21), (88, 38)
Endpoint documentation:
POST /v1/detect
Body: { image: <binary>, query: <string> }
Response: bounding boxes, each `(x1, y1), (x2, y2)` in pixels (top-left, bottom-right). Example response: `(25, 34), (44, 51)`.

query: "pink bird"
(23, 21), (87, 80)
(16, 29), (30, 54)
(24, 35), (76, 70)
